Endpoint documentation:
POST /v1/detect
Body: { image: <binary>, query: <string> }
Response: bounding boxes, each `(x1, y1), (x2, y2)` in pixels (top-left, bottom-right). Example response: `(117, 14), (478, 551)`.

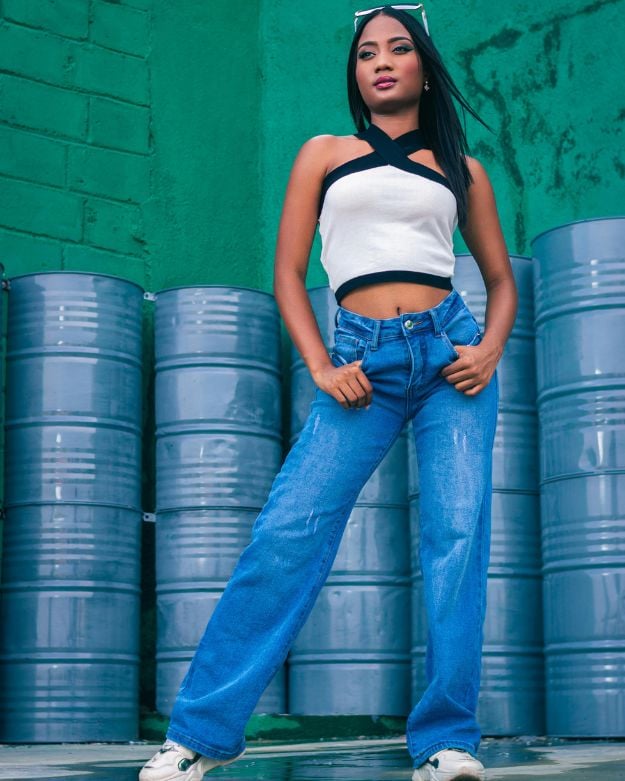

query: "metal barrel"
(287, 286), (411, 715)
(409, 257), (544, 735)
(532, 217), (625, 737)
(0, 262), (6, 579)
(0, 271), (144, 741)
(154, 286), (285, 716)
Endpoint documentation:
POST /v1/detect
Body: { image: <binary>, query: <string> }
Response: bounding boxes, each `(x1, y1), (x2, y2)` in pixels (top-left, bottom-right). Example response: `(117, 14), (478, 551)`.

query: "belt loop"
(429, 307), (442, 335)
(370, 319), (380, 350)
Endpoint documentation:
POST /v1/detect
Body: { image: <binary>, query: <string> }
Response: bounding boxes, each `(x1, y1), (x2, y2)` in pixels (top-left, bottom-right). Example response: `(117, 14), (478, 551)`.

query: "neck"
(367, 116), (420, 138)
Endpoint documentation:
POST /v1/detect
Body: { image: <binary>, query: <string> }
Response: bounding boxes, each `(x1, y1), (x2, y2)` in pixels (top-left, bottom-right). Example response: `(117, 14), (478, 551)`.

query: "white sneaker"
(412, 747), (485, 781)
(138, 739), (246, 780)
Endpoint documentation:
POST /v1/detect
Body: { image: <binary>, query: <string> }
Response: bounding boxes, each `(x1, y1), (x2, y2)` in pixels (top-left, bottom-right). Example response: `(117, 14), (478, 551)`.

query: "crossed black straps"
(353, 122), (453, 193)
(355, 122), (430, 167)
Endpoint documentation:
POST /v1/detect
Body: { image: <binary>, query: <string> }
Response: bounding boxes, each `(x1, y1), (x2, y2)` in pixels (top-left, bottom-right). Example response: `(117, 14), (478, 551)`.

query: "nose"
(374, 51), (394, 70)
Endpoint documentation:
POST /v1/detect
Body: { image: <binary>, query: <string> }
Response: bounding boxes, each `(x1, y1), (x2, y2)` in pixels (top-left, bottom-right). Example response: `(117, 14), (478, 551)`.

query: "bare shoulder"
(459, 154), (500, 238)
(307, 132), (354, 143)
(298, 133), (342, 154)
(463, 155), (492, 188)
(291, 134), (340, 179)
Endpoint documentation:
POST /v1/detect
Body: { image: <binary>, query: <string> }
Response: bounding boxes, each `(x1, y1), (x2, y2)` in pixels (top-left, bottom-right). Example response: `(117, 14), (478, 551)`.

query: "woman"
(139, 5), (517, 781)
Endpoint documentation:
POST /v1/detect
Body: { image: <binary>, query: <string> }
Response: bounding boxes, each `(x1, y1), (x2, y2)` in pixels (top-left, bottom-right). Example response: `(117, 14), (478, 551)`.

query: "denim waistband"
(334, 287), (465, 345)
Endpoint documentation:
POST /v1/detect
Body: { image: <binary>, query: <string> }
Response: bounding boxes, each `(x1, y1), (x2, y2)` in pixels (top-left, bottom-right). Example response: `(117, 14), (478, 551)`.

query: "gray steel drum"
(154, 286), (285, 716)
(287, 286), (411, 715)
(410, 257), (544, 736)
(0, 271), (144, 742)
(532, 217), (625, 737)
(0, 262), (5, 578)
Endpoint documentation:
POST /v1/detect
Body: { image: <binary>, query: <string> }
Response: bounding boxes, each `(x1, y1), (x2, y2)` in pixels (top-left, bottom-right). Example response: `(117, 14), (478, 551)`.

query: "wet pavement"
(0, 736), (624, 779)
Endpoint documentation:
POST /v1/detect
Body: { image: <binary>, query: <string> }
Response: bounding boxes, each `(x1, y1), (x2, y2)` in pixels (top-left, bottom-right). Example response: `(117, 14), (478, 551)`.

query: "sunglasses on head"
(354, 4), (430, 35)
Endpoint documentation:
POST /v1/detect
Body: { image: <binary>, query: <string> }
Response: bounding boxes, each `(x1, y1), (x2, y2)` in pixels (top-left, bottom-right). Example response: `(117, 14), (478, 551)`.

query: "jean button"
(405, 319), (413, 329)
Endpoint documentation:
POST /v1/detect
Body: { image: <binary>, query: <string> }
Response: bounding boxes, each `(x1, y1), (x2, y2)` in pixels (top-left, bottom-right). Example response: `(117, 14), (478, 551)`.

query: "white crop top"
(317, 123), (458, 304)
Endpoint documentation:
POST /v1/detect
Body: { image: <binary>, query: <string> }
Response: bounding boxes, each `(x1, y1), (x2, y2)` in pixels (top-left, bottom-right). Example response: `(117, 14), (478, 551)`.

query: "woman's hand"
(312, 360), (373, 410)
(440, 343), (499, 396)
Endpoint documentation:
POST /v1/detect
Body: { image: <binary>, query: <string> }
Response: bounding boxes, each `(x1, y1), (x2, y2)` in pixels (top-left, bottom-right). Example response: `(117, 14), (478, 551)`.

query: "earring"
(424, 78), (430, 91)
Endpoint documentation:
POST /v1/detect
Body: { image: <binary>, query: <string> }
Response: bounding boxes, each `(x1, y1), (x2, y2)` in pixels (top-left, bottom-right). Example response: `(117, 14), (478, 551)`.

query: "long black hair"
(347, 5), (494, 229)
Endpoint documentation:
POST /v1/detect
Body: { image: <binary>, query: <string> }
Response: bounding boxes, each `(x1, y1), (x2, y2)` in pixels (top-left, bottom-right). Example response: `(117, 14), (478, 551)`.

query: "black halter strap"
(355, 123), (430, 167)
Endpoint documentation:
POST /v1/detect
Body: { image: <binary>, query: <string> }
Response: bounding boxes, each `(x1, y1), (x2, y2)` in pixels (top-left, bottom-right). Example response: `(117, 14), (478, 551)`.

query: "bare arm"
(273, 135), (373, 410)
(273, 135), (333, 376)
(460, 156), (518, 359)
(444, 156), (518, 395)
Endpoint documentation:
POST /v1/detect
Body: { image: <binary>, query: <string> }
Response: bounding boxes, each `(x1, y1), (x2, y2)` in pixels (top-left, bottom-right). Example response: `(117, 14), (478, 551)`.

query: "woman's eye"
(358, 45), (413, 59)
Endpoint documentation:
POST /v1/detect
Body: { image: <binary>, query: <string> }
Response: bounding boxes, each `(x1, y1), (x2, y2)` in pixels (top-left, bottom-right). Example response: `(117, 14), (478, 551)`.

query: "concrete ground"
(0, 736), (624, 780)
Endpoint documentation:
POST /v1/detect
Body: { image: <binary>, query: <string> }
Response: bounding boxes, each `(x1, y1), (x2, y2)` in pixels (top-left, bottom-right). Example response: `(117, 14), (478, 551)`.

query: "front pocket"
(440, 311), (482, 361)
(467, 329), (483, 346)
(331, 333), (370, 370)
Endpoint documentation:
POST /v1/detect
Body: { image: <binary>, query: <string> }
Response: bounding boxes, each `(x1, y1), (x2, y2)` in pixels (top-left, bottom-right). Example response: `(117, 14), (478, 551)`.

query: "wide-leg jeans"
(165, 287), (499, 770)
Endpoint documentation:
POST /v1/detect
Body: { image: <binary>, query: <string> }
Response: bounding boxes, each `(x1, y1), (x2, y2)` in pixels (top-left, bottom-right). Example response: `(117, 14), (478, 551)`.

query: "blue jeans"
(165, 287), (499, 769)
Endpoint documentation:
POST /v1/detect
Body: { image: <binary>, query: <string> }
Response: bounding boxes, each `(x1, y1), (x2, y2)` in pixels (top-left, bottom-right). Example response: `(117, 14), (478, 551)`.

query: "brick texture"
(0, 5), (152, 283)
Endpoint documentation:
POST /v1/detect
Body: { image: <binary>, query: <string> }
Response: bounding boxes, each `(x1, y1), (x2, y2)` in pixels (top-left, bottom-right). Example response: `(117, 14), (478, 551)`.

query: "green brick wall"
(0, 0), (263, 291)
(0, 0), (152, 285)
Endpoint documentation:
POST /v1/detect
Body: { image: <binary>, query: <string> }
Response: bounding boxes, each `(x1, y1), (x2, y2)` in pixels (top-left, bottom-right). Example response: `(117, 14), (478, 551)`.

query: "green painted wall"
(1, 0), (623, 288)
(260, 0), (625, 283)
(147, 0), (263, 291)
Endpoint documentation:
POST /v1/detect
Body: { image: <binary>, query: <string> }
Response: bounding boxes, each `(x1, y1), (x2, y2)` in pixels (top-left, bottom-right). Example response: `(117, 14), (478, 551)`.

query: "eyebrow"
(358, 35), (413, 49)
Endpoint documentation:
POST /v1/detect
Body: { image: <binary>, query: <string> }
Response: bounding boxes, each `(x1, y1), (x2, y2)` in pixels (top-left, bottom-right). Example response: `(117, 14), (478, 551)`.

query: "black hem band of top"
(334, 271), (453, 305)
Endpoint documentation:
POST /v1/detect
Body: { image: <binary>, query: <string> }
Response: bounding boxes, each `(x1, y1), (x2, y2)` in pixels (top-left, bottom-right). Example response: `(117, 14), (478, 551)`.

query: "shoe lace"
(426, 749), (477, 771)
(159, 740), (201, 771)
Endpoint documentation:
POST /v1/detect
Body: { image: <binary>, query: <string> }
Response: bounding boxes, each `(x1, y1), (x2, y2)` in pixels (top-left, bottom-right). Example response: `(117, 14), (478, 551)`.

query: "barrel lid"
(531, 215), (625, 247)
(7, 270), (145, 293)
(153, 284), (274, 298)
